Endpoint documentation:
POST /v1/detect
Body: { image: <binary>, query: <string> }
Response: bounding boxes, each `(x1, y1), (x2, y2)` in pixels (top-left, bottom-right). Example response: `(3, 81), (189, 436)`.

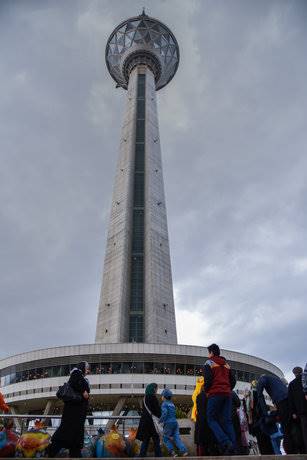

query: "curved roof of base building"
(0, 343), (283, 378)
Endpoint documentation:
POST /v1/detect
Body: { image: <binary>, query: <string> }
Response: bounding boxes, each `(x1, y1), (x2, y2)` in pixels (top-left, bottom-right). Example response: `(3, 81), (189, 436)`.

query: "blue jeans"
(163, 421), (187, 454)
(139, 433), (162, 457)
(270, 428), (283, 455)
(206, 395), (236, 448)
(270, 435), (282, 455)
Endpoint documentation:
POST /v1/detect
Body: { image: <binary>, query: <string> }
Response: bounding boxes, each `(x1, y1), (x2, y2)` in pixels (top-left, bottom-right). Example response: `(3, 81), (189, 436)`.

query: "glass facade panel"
(129, 314), (143, 342)
(51, 367), (61, 378)
(1, 360), (269, 386)
(164, 363), (175, 374)
(195, 365), (204, 375)
(130, 256), (143, 310)
(153, 363), (164, 374)
(122, 362), (133, 373)
(90, 363), (101, 374)
(132, 362), (144, 373)
(137, 99), (145, 118)
(112, 362), (122, 374)
(186, 365), (195, 376)
(132, 211), (144, 252)
(137, 76), (145, 97)
(135, 144), (144, 171)
(133, 177), (144, 208)
(136, 120), (145, 142)
(129, 74), (145, 343)
(144, 362), (154, 374)
(176, 364), (185, 375)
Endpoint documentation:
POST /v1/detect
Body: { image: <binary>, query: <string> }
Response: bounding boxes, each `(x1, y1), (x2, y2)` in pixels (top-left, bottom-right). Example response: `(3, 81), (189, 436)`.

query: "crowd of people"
(1, 345), (307, 457)
(46, 366), (189, 458)
(244, 366), (307, 455)
(190, 344), (307, 456)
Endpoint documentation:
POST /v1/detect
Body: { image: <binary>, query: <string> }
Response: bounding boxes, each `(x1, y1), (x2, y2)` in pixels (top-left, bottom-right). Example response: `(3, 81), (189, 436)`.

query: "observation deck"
(105, 11), (179, 90)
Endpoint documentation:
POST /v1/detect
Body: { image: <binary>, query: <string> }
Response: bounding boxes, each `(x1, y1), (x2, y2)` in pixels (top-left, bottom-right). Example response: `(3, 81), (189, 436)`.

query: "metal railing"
(0, 413), (141, 436)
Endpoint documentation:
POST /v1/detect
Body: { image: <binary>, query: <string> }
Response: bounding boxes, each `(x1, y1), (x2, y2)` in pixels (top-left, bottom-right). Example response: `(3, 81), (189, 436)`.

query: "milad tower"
(0, 12), (284, 425)
(95, 11), (179, 345)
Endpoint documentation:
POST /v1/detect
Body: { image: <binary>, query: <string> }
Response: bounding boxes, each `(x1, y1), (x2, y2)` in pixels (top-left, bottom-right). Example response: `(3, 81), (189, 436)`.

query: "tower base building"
(0, 343), (283, 416)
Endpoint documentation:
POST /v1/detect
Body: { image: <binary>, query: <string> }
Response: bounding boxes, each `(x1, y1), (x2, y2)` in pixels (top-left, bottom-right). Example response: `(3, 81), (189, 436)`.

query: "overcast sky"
(1, 0), (307, 379)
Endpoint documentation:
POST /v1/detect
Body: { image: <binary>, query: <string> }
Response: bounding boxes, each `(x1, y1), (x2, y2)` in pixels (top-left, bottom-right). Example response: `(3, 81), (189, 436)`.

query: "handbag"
(56, 382), (82, 403)
(143, 397), (163, 436)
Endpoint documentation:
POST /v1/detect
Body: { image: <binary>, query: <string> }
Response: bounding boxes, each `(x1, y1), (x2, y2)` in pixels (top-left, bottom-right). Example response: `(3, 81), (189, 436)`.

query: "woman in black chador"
(136, 382), (162, 457)
(48, 361), (90, 458)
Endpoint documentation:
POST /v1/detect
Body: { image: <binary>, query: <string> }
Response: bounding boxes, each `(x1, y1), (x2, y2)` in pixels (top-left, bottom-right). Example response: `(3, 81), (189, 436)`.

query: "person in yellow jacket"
(191, 376), (204, 422)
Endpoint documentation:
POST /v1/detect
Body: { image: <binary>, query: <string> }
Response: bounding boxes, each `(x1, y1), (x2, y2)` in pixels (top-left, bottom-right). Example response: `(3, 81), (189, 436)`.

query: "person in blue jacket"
(257, 374), (291, 453)
(159, 389), (188, 457)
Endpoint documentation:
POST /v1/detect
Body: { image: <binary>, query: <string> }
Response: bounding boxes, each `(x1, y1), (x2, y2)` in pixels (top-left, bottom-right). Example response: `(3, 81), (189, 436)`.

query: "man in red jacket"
(204, 343), (237, 454)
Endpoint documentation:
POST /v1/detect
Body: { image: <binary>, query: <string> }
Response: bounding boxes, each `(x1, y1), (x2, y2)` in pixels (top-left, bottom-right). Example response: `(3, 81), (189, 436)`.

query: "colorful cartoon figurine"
(15, 419), (50, 458)
(104, 425), (126, 457)
(0, 420), (19, 457)
(125, 427), (140, 457)
(95, 428), (106, 458)
(81, 433), (94, 458)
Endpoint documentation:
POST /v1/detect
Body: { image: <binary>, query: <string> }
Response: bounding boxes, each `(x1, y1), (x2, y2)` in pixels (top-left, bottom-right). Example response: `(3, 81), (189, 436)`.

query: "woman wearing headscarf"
(48, 361), (90, 458)
(136, 383), (162, 457)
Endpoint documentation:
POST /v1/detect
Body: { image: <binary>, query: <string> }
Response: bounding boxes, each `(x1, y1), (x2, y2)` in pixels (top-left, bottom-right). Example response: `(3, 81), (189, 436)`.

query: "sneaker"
(181, 452), (188, 457)
(170, 452), (178, 458)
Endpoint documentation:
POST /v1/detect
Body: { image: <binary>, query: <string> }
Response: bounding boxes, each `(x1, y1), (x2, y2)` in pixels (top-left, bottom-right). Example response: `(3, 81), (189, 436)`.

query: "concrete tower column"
(95, 12), (179, 345)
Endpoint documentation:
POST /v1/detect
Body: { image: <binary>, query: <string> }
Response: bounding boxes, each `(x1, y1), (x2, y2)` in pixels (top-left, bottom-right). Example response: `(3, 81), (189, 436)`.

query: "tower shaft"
(95, 65), (177, 344)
